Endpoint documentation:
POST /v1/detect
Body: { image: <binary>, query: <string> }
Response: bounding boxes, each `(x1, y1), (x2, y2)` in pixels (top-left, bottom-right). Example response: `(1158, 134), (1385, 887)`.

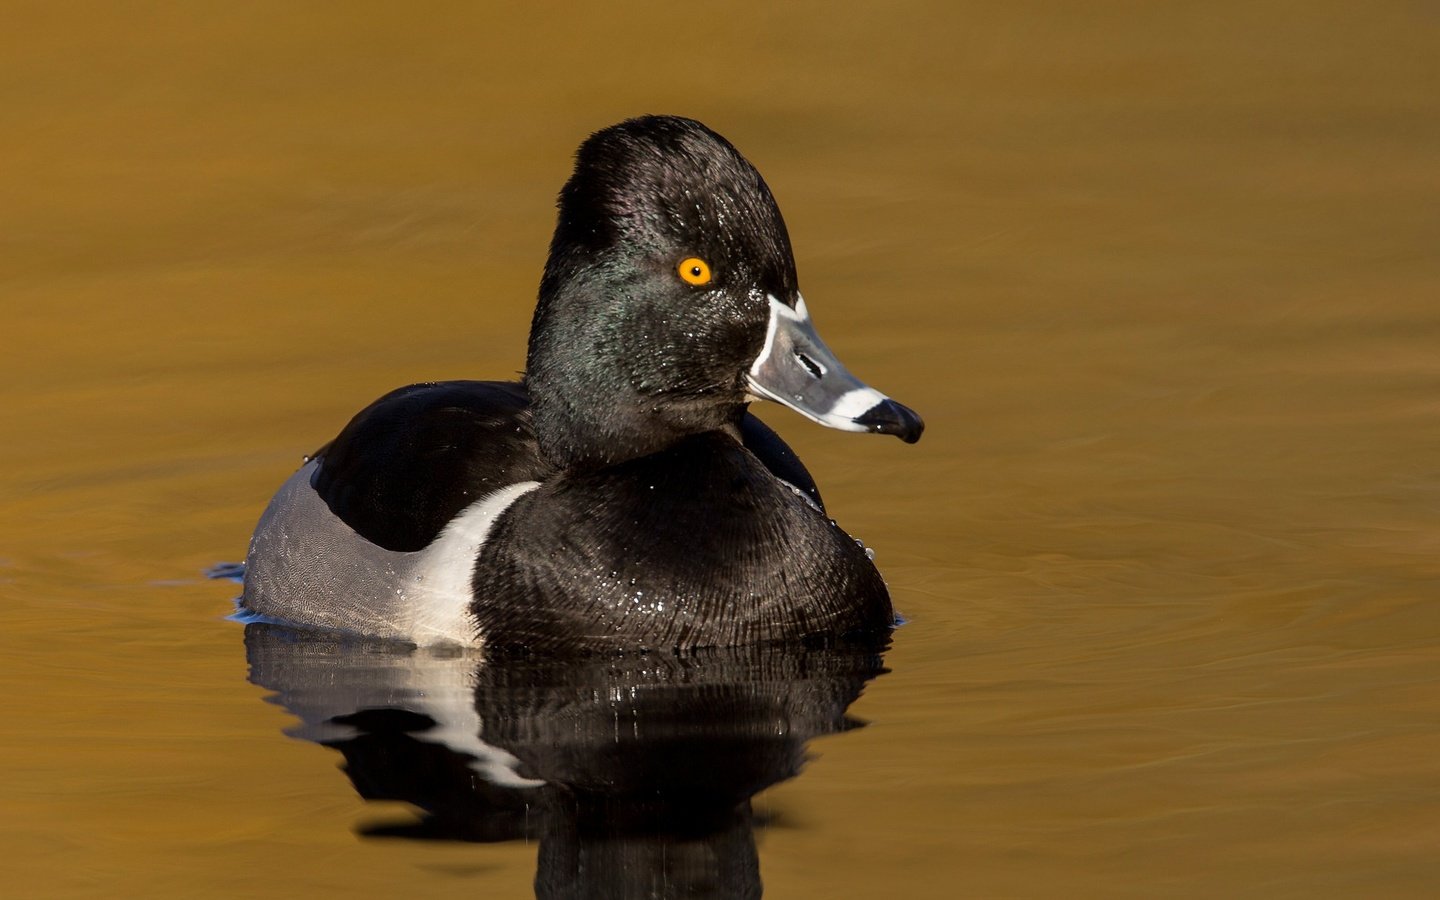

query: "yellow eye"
(678, 257), (712, 286)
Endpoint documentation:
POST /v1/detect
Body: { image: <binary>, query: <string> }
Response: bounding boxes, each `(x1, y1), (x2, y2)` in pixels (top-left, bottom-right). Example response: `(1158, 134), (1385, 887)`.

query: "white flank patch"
(407, 480), (541, 644)
(242, 461), (540, 648)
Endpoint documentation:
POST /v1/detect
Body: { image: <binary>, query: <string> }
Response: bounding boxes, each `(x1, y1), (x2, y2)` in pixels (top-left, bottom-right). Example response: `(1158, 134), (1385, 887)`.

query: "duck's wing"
(313, 380), (554, 552)
(738, 412), (825, 513)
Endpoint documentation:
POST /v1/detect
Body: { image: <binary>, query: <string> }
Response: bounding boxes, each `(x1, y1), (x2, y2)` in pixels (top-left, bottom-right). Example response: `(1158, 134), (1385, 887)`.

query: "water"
(242, 624), (888, 898)
(2, 2), (1438, 896)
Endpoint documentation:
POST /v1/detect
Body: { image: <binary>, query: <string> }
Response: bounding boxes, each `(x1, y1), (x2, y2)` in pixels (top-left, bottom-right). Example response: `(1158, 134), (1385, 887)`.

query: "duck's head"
(527, 115), (923, 468)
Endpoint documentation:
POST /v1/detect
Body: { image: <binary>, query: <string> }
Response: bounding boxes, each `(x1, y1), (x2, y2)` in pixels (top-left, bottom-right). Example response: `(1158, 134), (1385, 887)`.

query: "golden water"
(2, 2), (1437, 896)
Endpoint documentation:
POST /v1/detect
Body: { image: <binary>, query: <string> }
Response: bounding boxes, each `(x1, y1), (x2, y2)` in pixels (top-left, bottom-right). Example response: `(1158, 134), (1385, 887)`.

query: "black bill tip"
(854, 399), (925, 444)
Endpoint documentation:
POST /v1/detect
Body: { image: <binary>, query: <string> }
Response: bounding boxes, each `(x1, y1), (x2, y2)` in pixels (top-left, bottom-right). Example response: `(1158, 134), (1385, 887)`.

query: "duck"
(240, 115), (923, 654)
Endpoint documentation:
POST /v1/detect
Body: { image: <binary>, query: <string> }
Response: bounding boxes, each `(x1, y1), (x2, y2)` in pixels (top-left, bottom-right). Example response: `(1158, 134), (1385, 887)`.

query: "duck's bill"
(746, 295), (924, 443)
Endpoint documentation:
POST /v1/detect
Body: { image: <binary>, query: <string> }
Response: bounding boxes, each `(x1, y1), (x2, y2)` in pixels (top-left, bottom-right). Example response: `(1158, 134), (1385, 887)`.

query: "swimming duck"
(241, 116), (923, 654)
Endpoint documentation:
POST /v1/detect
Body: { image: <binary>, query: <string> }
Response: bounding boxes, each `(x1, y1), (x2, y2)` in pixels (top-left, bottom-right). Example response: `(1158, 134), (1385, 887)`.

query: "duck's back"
(313, 381), (553, 551)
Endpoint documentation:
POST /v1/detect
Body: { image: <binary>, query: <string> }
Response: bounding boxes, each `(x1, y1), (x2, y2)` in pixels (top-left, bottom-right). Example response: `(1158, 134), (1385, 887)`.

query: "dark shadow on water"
(244, 623), (889, 898)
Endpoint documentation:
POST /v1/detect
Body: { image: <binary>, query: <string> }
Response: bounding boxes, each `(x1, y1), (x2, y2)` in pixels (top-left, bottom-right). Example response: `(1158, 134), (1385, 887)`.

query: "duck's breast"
(469, 432), (892, 653)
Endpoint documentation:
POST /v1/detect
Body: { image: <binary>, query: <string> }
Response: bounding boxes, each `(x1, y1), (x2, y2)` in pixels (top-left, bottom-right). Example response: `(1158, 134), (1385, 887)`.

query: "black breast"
(470, 432), (893, 653)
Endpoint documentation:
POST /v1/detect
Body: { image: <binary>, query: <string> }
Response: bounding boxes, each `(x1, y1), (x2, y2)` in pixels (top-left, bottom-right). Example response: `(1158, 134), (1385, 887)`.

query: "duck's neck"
(525, 278), (742, 470)
(527, 375), (739, 470)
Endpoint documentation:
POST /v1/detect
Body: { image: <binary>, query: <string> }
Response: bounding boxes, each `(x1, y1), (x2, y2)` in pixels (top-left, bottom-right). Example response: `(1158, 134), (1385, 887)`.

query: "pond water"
(2, 3), (1438, 897)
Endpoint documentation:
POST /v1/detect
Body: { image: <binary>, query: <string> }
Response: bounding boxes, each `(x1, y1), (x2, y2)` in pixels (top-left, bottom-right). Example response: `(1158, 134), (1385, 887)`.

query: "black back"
(313, 381), (552, 552)
(313, 381), (824, 553)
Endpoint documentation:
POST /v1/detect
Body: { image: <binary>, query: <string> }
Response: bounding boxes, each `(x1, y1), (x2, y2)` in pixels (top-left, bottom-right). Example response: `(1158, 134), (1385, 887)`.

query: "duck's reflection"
(244, 623), (888, 898)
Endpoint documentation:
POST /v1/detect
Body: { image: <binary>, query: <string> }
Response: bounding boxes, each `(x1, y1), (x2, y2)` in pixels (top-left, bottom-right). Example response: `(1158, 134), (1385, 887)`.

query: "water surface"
(2, 2), (1438, 897)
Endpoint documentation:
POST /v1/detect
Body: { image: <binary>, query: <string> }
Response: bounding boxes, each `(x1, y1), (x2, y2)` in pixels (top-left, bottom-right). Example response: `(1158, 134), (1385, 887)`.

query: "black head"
(527, 116), (922, 469)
